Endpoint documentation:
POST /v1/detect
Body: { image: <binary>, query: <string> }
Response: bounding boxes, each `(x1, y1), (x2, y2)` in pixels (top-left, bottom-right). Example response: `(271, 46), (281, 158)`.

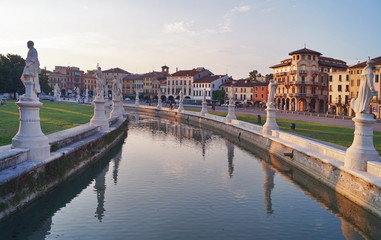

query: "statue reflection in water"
(262, 161), (275, 214)
(225, 140), (235, 177)
(94, 162), (110, 221)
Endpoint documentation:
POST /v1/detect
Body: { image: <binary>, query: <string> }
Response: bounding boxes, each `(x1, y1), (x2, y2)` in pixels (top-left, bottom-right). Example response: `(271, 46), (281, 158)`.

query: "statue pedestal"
(12, 99), (50, 160)
(226, 103), (236, 123)
(200, 102), (208, 116)
(262, 106), (279, 136)
(109, 99), (123, 119)
(20, 77), (38, 101)
(344, 113), (379, 171)
(90, 98), (109, 130)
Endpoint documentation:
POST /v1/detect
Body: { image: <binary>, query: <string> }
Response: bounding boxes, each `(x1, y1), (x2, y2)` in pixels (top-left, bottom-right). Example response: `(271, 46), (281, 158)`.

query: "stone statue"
(20, 41), (41, 95)
(229, 87), (235, 104)
(111, 77), (121, 101)
(94, 66), (104, 98)
(54, 84), (60, 97)
(118, 78), (123, 100)
(267, 79), (278, 108)
(350, 58), (378, 114)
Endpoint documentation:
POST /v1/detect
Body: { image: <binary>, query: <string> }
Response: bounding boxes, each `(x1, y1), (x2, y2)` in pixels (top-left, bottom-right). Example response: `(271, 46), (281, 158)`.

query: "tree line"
(0, 54), (51, 99)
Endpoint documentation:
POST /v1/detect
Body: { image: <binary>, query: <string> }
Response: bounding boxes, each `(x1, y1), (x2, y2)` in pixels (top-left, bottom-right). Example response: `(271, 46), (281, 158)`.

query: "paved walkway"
(169, 103), (381, 132)
(124, 100), (381, 132)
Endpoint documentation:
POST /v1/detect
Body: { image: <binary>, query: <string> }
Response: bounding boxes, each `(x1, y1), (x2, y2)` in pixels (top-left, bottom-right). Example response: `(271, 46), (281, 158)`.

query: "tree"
(249, 70), (258, 81)
(0, 54), (25, 98)
(265, 73), (273, 80)
(212, 90), (225, 103)
(39, 68), (52, 94)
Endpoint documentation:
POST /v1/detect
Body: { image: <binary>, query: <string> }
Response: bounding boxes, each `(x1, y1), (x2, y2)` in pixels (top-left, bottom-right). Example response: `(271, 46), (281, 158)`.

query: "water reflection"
(262, 161), (275, 215)
(2, 114), (381, 239)
(225, 140), (235, 178)
(94, 161), (109, 221)
(0, 139), (125, 239)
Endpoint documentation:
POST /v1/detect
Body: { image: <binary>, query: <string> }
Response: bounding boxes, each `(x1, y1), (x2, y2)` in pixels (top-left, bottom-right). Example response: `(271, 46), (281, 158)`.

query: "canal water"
(1, 114), (381, 239)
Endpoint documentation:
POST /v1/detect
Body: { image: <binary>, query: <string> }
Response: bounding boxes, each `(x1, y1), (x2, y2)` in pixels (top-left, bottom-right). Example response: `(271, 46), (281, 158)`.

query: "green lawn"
(188, 109), (381, 155)
(0, 100), (93, 146)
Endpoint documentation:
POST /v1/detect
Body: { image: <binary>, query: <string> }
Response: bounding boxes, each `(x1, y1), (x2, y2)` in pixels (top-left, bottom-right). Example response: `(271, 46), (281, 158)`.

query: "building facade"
(328, 71), (350, 115)
(165, 68), (212, 102)
(192, 75), (229, 101)
(270, 48), (347, 113)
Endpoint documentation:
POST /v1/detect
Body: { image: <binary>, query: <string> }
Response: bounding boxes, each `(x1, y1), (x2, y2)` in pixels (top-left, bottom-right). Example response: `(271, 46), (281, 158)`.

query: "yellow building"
(328, 71), (350, 115)
(270, 48), (347, 113)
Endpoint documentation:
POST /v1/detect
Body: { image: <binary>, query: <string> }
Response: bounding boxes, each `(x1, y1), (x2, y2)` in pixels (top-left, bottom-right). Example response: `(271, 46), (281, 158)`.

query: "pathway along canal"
(1, 113), (381, 239)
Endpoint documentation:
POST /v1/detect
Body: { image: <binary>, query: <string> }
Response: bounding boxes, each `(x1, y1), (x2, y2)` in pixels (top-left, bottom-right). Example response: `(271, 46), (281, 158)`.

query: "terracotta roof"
(288, 48), (322, 56)
(103, 67), (130, 74)
(270, 61), (292, 68)
(193, 75), (227, 83)
(123, 74), (143, 81)
(349, 56), (381, 69)
(170, 68), (209, 77)
(319, 57), (347, 69)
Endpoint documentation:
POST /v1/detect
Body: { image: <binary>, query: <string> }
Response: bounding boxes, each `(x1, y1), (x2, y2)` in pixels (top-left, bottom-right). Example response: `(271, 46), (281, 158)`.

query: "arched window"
(301, 65), (306, 70)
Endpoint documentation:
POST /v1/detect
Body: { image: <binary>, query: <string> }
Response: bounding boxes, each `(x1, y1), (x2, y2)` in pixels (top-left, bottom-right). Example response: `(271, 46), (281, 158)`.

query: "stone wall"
(0, 119), (128, 220)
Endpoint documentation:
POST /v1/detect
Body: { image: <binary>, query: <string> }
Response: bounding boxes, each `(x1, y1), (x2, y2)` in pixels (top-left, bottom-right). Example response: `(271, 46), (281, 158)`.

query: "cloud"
(232, 5), (251, 13)
(163, 21), (194, 35)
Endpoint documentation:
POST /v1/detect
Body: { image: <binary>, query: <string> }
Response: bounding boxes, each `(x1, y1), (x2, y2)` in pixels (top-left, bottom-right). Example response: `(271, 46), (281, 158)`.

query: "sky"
(1, 0), (380, 79)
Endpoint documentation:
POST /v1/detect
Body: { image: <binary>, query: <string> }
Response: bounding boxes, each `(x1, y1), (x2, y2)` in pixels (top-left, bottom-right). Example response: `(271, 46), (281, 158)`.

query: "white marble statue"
(111, 77), (122, 101)
(229, 87), (235, 104)
(94, 66), (104, 98)
(350, 58), (378, 114)
(267, 79), (278, 108)
(20, 41), (41, 96)
(54, 83), (60, 101)
(118, 78), (123, 100)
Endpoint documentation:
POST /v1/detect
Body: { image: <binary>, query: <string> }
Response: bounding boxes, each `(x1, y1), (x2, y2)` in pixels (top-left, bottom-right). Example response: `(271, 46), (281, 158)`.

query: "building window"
(329, 85), (332, 91)
(346, 75), (349, 81)
(338, 85), (342, 92)
(329, 76), (333, 82)
(376, 75), (379, 83)
(357, 79), (360, 86)
(302, 55), (305, 60)
(308, 55), (311, 60)
(339, 75), (342, 81)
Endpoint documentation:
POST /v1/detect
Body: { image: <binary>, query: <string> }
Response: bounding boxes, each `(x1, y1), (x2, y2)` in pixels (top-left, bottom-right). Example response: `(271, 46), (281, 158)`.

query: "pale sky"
(1, 0), (380, 79)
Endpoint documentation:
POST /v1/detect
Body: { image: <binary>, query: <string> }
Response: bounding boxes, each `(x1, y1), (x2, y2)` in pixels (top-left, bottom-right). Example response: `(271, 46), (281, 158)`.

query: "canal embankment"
(126, 105), (381, 219)
(0, 117), (128, 220)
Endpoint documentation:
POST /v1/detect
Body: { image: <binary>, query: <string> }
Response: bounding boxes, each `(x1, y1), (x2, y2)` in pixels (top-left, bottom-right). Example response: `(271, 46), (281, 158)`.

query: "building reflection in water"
(262, 161), (275, 215)
(135, 118), (212, 158)
(225, 140), (234, 178)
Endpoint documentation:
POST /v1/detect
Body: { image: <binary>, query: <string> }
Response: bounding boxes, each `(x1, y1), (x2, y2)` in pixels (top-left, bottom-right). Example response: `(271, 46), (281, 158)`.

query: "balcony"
(299, 70), (307, 75)
(311, 70), (319, 76)
(290, 70), (297, 75)
(275, 72), (288, 77)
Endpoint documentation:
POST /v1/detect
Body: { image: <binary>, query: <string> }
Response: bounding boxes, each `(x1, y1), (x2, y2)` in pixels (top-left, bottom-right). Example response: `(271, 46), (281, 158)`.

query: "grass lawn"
(0, 100), (93, 146)
(188, 109), (381, 155)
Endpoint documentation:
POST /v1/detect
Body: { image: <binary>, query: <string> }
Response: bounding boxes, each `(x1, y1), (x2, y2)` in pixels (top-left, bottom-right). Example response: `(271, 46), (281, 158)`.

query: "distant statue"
(20, 40), (41, 94)
(230, 87), (235, 104)
(94, 65), (104, 98)
(267, 79), (278, 108)
(111, 77), (121, 100)
(350, 57), (378, 114)
(54, 84), (60, 97)
(118, 78), (123, 99)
